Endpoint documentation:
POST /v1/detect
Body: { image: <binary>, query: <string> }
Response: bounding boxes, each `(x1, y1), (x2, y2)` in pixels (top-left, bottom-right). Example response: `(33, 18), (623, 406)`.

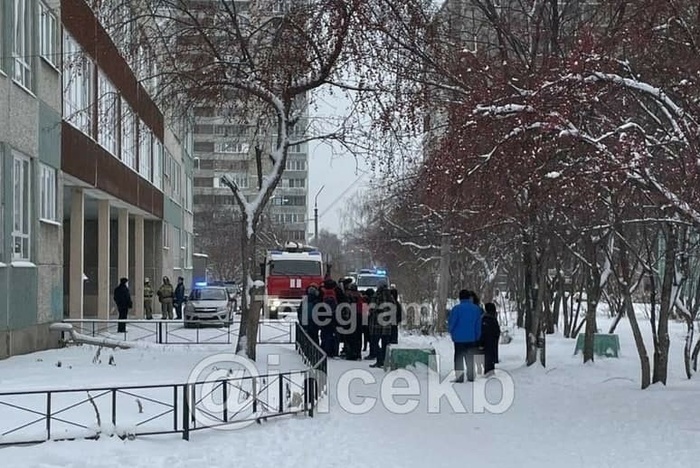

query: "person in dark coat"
(319, 279), (339, 357)
(481, 302), (501, 374)
(363, 288), (376, 358)
(174, 277), (186, 320)
(298, 283), (322, 346)
(369, 281), (396, 368)
(448, 289), (482, 382)
(389, 287), (402, 344)
(113, 277), (133, 333)
(342, 283), (364, 360)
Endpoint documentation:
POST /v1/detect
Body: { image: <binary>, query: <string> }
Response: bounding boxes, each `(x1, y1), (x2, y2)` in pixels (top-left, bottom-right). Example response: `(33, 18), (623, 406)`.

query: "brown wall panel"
(62, 122), (164, 218)
(61, 0), (164, 141)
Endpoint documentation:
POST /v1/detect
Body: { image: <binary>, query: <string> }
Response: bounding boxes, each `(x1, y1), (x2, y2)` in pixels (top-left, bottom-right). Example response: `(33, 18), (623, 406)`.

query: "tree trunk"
(608, 309), (624, 334)
(619, 243), (651, 389)
(523, 233), (539, 366)
(684, 319), (693, 379)
(435, 232), (451, 333)
(653, 224), (676, 385)
(583, 298), (598, 363)
(692, 338), (700, 372)
(236, 223), (259, 360)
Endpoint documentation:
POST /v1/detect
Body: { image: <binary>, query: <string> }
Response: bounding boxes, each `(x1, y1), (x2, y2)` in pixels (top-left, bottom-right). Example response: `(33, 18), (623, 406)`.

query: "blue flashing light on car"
(194, 281), (207, 287)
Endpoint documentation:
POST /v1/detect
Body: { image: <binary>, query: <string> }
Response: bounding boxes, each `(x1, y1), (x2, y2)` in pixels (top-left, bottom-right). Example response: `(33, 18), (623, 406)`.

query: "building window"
(12, 152), (31, 260)
(173, 227), (181, 268)
(285, 159), (307, 171)
(285, 178), (305, 188)
(39, 1), (57, 67)
(13, 0), (32, 89)
(215, 174), (248, 189)
(162, 222), (170, 249)
(39, 164), (57, 221)
(98, 72), (118, 155)
(120, 98), (136, 169)
(185, 175), (193, 211)
(215, 141), (249, 153)
(63, 33), (94, 136)
(152, 140), (163, 190)
(171, 160), (182, 202)
(139, 122), (152, 180)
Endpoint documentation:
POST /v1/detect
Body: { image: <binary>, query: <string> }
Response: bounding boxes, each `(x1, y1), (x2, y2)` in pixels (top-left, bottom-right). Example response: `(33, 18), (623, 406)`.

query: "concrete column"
(97, 200), (110, 319)
(117, 208), (129, 317)
(69, 188), (84, 319)
(134, 215), (145, 318)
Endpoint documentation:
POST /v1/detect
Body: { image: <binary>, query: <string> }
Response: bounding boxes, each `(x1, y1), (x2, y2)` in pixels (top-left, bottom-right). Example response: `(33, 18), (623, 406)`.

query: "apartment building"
(0, 0), (194, 359)
(191, 1), (310, 262)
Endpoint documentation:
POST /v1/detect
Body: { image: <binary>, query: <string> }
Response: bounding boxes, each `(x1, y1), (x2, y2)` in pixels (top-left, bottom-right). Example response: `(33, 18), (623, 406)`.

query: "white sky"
(307, 88), (371, 235)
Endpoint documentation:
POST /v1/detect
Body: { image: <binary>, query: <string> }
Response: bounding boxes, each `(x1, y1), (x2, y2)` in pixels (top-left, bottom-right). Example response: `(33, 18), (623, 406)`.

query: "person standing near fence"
(157, 276), (174, 320)
(113, 277), (133, 333)
(144, 278), (154, 320)
(174, 277), (186, 320)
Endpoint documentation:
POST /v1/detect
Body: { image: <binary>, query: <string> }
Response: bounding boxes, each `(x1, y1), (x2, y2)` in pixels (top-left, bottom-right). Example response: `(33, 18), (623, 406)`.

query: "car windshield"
(190, 288), (228, 301)
(357, 275), (386, 287)
(269, 260), (322, 276)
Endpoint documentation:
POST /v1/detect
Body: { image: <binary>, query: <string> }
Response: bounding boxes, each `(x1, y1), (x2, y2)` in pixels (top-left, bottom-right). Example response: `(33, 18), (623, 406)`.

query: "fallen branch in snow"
(50, 323), (136, 350)
(86, 391), (102, 429)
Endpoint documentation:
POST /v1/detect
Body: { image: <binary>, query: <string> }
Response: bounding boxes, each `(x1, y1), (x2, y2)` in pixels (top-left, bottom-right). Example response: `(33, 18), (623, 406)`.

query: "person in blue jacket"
(448, 289), (482, 382)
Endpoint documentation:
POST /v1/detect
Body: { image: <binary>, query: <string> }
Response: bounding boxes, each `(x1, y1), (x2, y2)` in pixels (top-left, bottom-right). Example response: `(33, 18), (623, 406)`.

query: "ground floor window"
(12, 151), (31, 260)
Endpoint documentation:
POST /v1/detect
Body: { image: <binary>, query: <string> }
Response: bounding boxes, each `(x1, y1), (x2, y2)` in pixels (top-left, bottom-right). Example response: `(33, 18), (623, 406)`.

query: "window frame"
(39, 1), (58, 68)
(13, 0), (33, 89)
(12, 151), (31, 261)
(39, 163), (57, 222)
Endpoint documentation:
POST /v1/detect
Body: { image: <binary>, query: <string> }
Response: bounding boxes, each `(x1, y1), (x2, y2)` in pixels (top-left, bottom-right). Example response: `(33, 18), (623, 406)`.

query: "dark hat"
(119, 277), (128, 284)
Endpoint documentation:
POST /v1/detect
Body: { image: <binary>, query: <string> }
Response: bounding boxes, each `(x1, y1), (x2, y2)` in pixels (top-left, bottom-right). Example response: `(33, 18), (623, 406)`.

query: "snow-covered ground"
(2, 310), (700, 467)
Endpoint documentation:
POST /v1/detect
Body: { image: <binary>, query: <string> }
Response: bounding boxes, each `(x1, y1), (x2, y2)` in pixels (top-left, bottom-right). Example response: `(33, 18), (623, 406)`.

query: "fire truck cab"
(262, 242), (326, 319)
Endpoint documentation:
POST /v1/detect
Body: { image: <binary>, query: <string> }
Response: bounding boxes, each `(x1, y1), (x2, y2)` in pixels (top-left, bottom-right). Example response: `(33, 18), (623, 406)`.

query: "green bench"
(384, 346), (439, 372)
(574, 333), (620, 358)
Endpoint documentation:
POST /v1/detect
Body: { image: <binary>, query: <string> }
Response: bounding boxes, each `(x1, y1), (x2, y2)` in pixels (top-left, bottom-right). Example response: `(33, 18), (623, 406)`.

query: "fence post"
(222, 381), (228, 422)
(157, 321), (163, 344)
(112, 388), (117, 426)
(278, 375), (284, 413)
(46, 392), (52, 439)
(182, 385), (190, 441)
(173, 385), (178, 431)
(252, 378), (257, 414)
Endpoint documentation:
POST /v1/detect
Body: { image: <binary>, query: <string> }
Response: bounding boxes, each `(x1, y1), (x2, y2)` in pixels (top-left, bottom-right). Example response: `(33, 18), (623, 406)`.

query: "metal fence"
(61, 319), (295, 346)
(0, 321), (327, 447)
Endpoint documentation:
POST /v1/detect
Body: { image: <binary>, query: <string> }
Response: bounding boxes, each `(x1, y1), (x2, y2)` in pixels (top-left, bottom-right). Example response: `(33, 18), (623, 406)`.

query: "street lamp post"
(314, 185), (325, 245)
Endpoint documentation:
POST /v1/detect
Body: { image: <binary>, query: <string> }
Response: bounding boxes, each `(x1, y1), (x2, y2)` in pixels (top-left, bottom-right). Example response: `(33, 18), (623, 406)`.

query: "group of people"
(448, 289), (501, 382)
(112, 276), (187, 332)
(297, 277), (402, 369)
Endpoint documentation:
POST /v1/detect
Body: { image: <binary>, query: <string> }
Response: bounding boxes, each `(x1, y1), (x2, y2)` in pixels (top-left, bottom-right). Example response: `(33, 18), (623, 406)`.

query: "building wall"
(0, 0), (63, 358)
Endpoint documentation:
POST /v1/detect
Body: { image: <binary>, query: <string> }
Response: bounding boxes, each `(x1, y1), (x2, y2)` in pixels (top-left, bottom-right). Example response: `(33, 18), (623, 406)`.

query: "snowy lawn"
(2, 311), (700, 467)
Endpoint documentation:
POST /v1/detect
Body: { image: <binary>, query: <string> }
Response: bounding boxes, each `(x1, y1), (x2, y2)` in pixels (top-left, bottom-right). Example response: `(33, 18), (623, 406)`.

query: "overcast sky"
(307, 89), (371, 236)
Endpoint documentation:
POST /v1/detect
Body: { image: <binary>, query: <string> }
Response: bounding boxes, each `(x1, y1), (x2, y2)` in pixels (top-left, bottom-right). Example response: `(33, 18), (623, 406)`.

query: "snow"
(2, 310), (700, 467)
(544, 171), (561, 179)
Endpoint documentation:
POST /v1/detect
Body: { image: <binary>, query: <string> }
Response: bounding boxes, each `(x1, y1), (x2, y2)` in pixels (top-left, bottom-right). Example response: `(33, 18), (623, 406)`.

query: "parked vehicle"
(183, 285), (232, 327)
(356, 268), (389, 293)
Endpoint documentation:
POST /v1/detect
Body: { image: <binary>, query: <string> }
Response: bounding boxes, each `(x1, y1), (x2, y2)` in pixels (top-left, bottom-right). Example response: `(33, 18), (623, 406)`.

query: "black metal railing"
(0, 368), (320, 446)
(0, 321), (327, 447)
(61, 319), (295, 346)
(294, 322), (327, 412)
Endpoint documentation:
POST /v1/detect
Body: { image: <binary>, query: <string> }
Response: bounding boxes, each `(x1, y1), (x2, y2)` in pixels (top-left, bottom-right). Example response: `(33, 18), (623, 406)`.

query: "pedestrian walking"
(481, 302), (501, 374)
(113, 277), (133, 333)
(144, 278), (154, 320)
(448, 289), (482, 382)
(174, 277), (185, 320)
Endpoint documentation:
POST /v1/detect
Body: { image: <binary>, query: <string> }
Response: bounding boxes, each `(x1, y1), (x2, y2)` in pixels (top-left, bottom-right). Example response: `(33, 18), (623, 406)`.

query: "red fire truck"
(262, 242), (326, 319)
